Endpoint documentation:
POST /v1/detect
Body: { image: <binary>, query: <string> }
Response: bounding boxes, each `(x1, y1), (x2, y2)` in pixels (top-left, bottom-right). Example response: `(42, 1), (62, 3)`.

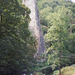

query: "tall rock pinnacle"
(22, 0), (46, 61)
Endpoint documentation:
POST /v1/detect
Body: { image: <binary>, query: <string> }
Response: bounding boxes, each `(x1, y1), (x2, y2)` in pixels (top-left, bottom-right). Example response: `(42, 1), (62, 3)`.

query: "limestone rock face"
(22, 0), (46, 60)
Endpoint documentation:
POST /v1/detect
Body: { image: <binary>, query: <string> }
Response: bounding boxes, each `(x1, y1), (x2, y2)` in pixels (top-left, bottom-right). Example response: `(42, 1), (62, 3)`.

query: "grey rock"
(22, 0), (46, 61)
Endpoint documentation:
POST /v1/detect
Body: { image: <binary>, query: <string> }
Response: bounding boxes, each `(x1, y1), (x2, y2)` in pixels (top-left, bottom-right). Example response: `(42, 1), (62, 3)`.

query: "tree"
(45, 6), (74, 75)
(37, 0), (73, 34)
(0, 0), (36, 74)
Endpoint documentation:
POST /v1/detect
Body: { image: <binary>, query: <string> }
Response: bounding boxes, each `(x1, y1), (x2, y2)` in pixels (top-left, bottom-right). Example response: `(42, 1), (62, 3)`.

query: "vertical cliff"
(22, 0), (46, 61)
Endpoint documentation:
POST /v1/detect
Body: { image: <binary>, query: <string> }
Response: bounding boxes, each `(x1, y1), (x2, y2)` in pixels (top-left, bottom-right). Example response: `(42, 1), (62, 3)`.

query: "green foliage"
(33, 72), (44, 75)
(37, 0), (75, 34)
(47, 51), (59, 70)
(53, 70), (59, 75)
(45, 6), (74, 68)
(37, 0), (75, 71)
(0, 0), (36, 74)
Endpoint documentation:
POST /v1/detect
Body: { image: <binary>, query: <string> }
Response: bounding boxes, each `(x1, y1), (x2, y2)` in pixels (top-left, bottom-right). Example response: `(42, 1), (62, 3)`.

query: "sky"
(71, 0), (75, 3)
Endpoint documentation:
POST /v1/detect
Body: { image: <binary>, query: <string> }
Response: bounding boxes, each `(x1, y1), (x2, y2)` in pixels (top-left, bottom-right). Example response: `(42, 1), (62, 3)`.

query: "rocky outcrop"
(22, 0), (46, 61)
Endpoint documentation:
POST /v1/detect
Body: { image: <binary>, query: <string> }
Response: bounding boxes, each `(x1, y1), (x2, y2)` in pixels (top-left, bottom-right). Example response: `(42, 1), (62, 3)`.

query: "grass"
(53, 66), (75, 75)
(61, 66), (75, 75)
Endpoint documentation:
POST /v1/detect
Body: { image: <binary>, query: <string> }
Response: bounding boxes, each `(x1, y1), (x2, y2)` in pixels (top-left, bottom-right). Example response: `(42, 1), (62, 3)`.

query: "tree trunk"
(1, 15), (2, 23)
(59, 51), (61, 75)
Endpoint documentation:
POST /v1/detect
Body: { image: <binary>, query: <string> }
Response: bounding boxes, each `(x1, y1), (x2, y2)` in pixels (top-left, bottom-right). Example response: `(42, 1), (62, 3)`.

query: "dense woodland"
(0, 0), (75, 75)
(37, 0), (75, 74)
(0, 0), (36, 75)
